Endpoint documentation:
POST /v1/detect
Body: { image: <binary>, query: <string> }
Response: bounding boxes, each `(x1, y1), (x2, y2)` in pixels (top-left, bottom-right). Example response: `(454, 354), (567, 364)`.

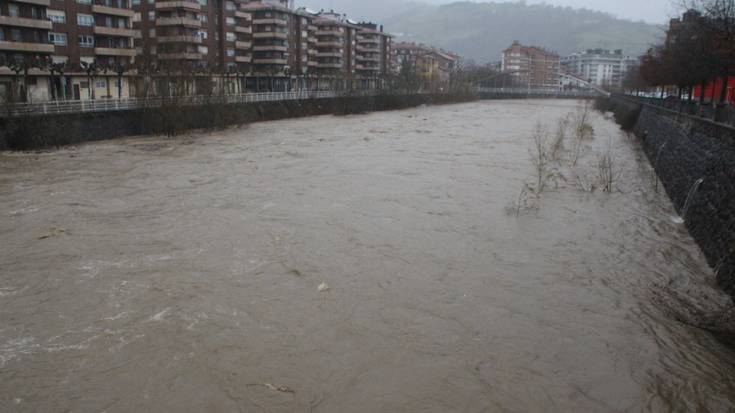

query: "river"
(1, 99), (735, 412)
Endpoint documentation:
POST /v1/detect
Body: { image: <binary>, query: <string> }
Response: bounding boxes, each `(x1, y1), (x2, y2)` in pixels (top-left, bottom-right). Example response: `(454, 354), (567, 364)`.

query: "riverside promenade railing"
(477, 87), (608, 98)
(0, 90), (357, 118)
(619, 94), (735, 127)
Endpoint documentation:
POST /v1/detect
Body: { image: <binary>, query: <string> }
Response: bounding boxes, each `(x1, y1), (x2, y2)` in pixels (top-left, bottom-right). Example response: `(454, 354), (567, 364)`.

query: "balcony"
(253, 31), (287, 39)
(356, 45), (378, 52)
(155, 17), (201, 27)
(0, 40), (54, 53)
(158, 52), (203, 60)
(155, 1), (201, 11)
(253, 44), (286, 52)
(316, 30), (342, 37)
(316, 41), (341, 48)
(92, 5), (135, 18)
(316, 51), (342, 57)
(0, 15), (52, 30)
(157, 35), (202, 44)
(94, 47), (136, 57)
(235, 26), (251, 34)
(252, 18), (288, 26)
(12, 0), (50, 5)
(317, 62), (342, 69)
(94, 26), (137, 37)
(235, 11), (251, 20)
(356, 55), (380, 62)
(357, 37), (379, 44)
(235, 55), (251, 63)
(253, 57), (287, 64)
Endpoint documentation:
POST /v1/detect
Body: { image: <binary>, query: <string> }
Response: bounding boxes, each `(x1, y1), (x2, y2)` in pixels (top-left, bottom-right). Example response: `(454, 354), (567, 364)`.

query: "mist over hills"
(299, 0), (663, 63)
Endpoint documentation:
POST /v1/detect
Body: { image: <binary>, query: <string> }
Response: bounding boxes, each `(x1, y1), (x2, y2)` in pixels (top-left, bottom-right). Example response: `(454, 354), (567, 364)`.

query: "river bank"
(0, 93), (475, 151)
(600, 95), (735, 304)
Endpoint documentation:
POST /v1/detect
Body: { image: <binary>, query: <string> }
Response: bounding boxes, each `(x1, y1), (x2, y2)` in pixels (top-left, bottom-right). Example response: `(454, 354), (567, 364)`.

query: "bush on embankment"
(0, 92), (475, 150)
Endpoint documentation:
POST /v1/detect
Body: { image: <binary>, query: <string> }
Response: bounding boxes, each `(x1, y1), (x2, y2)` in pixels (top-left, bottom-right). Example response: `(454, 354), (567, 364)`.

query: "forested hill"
(386, 2), (663, 63)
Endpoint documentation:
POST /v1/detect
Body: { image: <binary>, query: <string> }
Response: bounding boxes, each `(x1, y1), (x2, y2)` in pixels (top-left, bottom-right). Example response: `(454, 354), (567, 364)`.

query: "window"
(197, 30), (207, 40)
(226, 48), (234, 57)
(148, 11), (155, 20)
(96, 79), (106, 88)
(31, 7), (40, 19)
(197, 45), (208, 54)
(78, 35), (94, 47)
(9, 5), (19, 17)
(51, 55), (68, 64)
(49, 32), (67, 46)
(47, 10), (66, 24)
(11, 29), (21, 42)
(77, 14), (94, 26)
(132, 0), (140, 4)
(0, 30), (4, 41)
(225, 17), (235, 26)
(198, 14), (207, 23)
(197, 0), (207, 5)
(77, 0), (92, 4)
(132, 12), (140, 22)
(225, 1), (235, 10)
(148, 28), (155, 37)
(225, 32), (235, 41)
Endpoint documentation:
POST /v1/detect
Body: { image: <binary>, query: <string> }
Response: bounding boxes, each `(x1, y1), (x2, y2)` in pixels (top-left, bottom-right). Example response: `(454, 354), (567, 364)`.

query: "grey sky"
(303, 0), (679, 24)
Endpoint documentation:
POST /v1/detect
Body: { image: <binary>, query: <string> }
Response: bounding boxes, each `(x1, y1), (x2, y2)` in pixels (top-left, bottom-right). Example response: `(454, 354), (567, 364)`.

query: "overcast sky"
(305, 0), (679, 24)
(451, 0), (678, 24)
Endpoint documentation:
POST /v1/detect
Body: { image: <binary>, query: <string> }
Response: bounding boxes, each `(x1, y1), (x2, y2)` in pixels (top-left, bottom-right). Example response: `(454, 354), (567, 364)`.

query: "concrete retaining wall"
(0, 93), (475, 150)
(606, 95), (735, 295)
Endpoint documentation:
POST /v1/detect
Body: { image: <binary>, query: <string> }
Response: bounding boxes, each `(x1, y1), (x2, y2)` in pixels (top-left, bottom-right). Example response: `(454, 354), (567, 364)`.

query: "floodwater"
(1, 100), (735, 412)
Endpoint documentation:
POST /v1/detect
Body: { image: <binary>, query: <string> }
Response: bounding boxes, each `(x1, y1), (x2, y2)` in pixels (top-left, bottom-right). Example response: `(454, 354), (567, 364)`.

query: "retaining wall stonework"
(0, 93), (475, 150)
(607, 96), (735, 296)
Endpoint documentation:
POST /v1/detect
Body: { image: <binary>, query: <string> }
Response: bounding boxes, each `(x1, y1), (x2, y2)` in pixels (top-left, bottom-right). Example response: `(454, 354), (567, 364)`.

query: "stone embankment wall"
(604, 95), (735, 295)
(0, 93), (475, 150)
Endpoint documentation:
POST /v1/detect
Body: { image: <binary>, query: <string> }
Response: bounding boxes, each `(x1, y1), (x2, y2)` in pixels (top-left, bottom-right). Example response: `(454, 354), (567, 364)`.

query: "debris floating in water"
(318, 282), (330, 292)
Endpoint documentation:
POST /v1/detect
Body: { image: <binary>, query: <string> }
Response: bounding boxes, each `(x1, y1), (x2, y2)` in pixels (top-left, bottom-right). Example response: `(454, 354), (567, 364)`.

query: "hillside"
(385, 2), (663, 63)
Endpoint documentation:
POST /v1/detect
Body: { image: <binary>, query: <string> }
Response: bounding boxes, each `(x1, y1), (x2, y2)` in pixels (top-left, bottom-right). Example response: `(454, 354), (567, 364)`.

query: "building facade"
(561, 49), (638, 88)
(395, 42), (457, 90)
(0, 0), (435, 102)
(501, 41), (560, 89)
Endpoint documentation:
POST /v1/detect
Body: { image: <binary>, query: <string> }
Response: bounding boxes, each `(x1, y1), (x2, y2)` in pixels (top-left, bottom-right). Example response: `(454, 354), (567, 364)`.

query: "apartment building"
(561, 49), (638, 88)
(501, 41), (560, 89)
(0, 0), (137, 101)
(395, 42), (458, 90)
(0, 0), (54, 101)
(0, 0), (434, 102)
(354, 22), (392, 88)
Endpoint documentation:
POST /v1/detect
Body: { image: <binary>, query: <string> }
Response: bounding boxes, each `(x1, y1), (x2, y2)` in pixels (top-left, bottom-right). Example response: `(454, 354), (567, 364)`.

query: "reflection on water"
(1, 100), (734, 412)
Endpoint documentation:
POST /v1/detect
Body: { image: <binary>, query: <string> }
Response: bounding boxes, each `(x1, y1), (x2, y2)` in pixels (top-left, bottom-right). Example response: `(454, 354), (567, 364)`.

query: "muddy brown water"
(2, 100), (735, 412)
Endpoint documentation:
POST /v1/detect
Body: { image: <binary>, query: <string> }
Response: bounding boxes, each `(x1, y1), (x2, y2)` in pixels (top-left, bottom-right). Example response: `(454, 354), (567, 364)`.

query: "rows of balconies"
(253, 57), (287, 64)
(316, 41), (342, 48)
(235, 26), (252, 34)
(13, 0), (50, 6)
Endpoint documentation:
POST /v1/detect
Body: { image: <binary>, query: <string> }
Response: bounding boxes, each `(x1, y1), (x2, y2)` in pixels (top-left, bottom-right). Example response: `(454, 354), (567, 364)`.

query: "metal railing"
(0, 90), (383, 117)
(477, 87), (607, 98)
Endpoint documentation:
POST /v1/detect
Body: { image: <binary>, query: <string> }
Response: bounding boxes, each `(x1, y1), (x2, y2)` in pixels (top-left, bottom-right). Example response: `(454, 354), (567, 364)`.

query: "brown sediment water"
(1, 100), (734, 412)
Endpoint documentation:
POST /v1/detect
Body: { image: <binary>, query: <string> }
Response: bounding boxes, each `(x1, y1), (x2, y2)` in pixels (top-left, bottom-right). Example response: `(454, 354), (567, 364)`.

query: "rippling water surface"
(1, 100), (735, 412)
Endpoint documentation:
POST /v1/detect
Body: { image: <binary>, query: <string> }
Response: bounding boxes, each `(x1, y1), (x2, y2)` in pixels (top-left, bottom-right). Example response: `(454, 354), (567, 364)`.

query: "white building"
(561, 49), (638, 88)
